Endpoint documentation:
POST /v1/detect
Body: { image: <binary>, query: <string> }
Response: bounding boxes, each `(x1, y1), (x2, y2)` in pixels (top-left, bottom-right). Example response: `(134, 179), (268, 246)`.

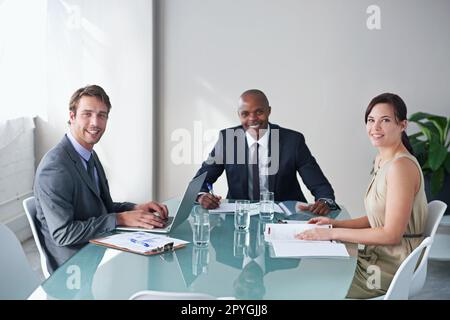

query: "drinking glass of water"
(259, 191), (274, 221)
(192, 206), (210, 246)
(234, 200), (250, 230)
(192, 245), (210, 275)
(233, 229), (250, 257)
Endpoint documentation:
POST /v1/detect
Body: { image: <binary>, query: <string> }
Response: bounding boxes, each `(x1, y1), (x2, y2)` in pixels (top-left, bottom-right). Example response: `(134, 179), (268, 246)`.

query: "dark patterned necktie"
(252, 143), (260, 201)
(86, 156), (95, 184)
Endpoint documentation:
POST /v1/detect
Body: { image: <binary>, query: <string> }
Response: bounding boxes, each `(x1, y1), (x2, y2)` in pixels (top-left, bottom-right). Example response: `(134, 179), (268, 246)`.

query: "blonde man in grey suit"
(34, 85), (168, 273)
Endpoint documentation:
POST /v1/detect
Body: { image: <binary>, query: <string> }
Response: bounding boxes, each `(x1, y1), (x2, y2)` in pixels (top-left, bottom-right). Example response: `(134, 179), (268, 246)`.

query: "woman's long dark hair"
(364, 93), (415, 156)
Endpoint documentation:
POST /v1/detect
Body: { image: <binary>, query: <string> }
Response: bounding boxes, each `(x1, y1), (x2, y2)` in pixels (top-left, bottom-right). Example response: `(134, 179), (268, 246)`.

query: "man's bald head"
(239, 89), (270, 108)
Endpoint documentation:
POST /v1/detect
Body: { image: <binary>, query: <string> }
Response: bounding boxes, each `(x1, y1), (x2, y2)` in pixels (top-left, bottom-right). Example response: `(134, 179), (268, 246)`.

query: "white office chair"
(428, 209), (450, 261)
(23, 196), (51, 278)
(0, 224), (41, 299)
(409, 200), (447, 297)
(129, 290), (217, 300)
(370, 236), (433, 300)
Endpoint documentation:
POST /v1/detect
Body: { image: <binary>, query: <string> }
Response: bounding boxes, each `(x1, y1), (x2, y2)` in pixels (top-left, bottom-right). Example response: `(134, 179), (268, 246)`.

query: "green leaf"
(429, 116), (447, 144)
(411, 140), (427, 158)
(409, 112), (435, 123)
(428, 138), (448, 170)
(416, 122), (439, 142)
(445, 117), (450, 147)
(445, 153), (450, 174)
(430, 167), (445, 196)
(408, 132), (423, 140)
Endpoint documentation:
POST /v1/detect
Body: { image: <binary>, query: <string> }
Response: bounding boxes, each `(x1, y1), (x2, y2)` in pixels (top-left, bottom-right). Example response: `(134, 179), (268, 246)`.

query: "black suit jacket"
(193, 123), (335, 202)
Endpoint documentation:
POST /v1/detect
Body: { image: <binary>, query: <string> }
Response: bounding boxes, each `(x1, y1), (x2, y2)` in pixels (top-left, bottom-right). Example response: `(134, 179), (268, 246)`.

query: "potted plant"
(408, 112), (450, 214)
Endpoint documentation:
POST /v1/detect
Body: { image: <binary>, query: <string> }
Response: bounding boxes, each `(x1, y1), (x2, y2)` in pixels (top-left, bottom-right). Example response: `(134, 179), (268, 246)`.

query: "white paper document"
(264, 223), (349, 258)
(271, 241), (349, 258)
(264, 223), (333, 242)
(208, 202), (284, 215)
(93, 232), (189, 254)
(277, 220), (307, 224)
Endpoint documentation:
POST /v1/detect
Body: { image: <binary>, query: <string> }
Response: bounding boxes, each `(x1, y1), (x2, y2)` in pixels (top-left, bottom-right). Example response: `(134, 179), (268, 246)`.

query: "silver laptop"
(116, 172), (207, 234)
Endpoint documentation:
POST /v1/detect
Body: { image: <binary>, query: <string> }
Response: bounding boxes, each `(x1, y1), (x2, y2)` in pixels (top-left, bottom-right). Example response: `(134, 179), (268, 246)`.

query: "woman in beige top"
(296, 93), (428, 298)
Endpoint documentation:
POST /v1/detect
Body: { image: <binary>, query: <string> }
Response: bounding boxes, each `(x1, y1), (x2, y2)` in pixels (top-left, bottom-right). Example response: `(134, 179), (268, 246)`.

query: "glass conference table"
(28, 199), (357, 300)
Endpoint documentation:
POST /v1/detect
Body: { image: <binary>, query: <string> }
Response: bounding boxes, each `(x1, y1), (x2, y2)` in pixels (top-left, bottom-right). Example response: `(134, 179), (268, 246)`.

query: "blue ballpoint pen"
(130, 238), (150, 247)
(206, 183), (215, 196)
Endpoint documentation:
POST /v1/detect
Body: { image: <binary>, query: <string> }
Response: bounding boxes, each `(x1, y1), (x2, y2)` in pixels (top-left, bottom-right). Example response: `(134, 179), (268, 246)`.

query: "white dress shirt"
(246, 125), (270, 200)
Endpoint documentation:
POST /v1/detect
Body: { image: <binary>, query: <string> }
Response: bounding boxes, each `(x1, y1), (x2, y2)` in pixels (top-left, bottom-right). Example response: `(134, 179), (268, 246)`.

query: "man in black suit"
(193, 89), (338, 215)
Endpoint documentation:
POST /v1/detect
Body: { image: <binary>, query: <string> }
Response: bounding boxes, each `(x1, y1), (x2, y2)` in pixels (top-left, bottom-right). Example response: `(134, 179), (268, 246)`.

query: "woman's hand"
(295, 227), (333, 241)
(295, 217), (336, 241)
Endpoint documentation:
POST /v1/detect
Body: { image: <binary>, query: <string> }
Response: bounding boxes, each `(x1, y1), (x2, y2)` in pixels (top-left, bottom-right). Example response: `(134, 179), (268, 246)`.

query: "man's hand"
(116, 210), (167, 229)
(297, 200), (330, 215)
(307, 216), (334, 226)
(198, 193), (222, 209)
(135, 201), (169, 220)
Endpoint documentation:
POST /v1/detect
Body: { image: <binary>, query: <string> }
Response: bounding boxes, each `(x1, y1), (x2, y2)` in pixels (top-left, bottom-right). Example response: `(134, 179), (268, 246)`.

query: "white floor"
(22, 237), (450, 299)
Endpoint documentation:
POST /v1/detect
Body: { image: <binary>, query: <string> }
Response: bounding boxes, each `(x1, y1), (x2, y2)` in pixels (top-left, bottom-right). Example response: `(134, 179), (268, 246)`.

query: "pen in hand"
(207, 183), (215, 196)
(201, 182), (221, 209)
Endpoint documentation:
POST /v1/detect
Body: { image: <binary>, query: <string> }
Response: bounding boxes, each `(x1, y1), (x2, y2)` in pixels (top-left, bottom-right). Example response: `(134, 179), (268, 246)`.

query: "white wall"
(156, 0), (450, 216)
(35, 0), (155, 204)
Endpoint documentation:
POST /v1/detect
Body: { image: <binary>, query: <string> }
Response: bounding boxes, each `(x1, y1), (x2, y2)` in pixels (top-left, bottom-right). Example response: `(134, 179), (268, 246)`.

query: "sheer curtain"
(0, 0), (47, 121)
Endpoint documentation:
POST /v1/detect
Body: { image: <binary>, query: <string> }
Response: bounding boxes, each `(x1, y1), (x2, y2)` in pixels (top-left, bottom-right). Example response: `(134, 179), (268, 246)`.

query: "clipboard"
(90, 232), (188, 256)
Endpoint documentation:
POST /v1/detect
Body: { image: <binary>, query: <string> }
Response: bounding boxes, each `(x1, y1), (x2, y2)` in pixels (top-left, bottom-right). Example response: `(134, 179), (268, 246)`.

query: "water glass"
(259, 191), (274, 221)
(234, 200), (250, 230)
(233, 230), (250, 258)
(192, 207), (210, 246)
(192, 245), (209, 276)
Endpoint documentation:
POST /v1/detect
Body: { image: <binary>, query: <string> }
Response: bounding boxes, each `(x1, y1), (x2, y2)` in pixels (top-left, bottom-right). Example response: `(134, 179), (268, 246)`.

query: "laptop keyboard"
(164, 216), (174, 226)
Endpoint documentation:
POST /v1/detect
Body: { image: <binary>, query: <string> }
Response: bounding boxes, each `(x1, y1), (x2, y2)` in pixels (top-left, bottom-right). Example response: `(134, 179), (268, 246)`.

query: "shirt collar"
(245, 124), (270, 149)
(66, 131), (92, 162)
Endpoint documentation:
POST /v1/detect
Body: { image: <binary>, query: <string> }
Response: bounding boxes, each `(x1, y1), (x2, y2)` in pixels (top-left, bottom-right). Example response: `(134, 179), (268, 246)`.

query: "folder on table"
(90, 231), (188, 256)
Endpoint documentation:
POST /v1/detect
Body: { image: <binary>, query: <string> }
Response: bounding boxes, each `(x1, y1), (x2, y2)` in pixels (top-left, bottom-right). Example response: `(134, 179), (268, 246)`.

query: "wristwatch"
(318, 198), (340, 211)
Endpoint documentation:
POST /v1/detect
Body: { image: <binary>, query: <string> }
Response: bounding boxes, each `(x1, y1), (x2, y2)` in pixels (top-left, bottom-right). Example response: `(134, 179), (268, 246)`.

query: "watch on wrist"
(319, 198), (340, 211)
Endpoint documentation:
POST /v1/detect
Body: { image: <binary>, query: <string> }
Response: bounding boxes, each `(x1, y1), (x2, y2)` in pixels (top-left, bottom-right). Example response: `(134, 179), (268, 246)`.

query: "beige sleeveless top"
(363, 152), (428, 273)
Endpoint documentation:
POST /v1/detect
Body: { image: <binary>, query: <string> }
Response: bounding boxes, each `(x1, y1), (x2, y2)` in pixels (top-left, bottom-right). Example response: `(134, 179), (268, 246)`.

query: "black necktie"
(86, 156), (96, 185)
(252, 143), (260, 201)
(248, 223), (258, 259)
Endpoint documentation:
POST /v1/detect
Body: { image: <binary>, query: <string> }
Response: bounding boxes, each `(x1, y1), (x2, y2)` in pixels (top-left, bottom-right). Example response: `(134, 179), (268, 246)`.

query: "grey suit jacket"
(34, 135), (135, 273)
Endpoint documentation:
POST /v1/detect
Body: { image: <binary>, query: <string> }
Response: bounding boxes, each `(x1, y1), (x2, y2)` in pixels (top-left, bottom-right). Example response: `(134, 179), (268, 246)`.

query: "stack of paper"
(264, 223), (349, 258)
(208, 202), (284, 215)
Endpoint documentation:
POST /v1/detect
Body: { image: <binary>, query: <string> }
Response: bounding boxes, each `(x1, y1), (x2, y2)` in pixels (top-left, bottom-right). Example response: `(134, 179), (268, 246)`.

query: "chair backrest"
(129, 290), (217, 300)
(384, 237), (433, 300)
(424, 201), (447, 238)
(409, 200), (447, 297)
(23, 196), (50, 278)
(0, 224), (40, 299)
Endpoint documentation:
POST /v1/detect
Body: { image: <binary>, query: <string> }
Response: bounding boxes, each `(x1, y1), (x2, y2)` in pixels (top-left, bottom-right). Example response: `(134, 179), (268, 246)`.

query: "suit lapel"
(268, 124), (278, 193)
(61, 136), (102, 199)
(243, 133), (250, 199)
(92, 151), (113, 210)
